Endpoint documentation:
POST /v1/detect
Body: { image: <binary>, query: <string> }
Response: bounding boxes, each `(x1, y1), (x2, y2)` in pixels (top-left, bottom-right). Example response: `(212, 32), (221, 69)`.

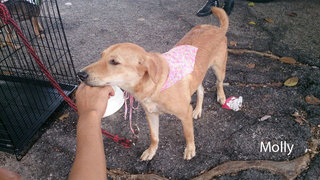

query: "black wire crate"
(0, 0), (77, 158)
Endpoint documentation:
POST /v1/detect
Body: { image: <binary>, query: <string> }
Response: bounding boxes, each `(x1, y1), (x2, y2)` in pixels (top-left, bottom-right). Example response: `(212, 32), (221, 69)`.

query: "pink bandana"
(161, 45), (198, 91)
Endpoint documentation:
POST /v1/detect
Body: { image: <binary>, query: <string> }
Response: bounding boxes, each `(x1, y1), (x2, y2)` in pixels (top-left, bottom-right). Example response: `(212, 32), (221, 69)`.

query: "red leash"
(0, 3), (132, 148)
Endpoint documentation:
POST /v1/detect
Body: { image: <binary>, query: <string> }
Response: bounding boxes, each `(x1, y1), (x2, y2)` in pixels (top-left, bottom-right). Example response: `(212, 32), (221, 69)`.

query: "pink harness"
(161, 45), (198, 91)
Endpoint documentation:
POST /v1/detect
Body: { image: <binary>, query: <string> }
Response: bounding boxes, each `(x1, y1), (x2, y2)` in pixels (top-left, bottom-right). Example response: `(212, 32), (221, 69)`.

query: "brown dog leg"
(212, 52), (227, 105)
(178, 105), (196, 160)
(192, 84), (204, 119)
(32, 17), (45, 38)
(4, 27), (20, 50)
(37, 18), (45, 38)
(140, 112), (159, 161)
(0, 39), (5, 47)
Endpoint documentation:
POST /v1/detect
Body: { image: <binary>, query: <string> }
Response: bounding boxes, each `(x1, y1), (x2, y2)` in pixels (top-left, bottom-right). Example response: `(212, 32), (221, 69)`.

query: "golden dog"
(78, 7), (228, 160)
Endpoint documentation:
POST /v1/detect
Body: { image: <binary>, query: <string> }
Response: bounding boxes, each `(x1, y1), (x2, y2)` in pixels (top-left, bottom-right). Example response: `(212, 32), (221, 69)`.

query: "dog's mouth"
(77, 71), (111, 87)
(82, 80), (110, 87)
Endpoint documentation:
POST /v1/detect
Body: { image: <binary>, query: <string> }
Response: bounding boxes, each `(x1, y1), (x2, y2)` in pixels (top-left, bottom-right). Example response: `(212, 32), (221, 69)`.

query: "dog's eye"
(109, 59), (120, 65)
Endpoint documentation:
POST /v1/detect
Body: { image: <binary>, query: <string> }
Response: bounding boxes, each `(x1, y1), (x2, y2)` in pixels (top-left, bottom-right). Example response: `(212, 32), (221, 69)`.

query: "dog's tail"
(211, 7), (229, 34)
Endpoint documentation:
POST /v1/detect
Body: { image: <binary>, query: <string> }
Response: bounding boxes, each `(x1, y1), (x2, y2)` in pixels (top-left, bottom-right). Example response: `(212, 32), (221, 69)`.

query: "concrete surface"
(0, 0), (319, 179)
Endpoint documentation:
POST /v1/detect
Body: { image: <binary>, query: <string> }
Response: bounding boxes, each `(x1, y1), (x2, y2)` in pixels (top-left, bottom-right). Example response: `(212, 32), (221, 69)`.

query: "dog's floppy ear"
(140, 53), (161, 84)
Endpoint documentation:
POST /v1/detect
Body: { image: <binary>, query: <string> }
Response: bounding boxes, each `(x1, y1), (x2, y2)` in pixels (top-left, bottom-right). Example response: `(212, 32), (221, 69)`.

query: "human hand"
(75, 83), (114, 119)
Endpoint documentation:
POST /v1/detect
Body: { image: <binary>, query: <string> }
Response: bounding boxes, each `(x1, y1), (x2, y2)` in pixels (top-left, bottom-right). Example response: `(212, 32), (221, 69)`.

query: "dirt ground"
(0, 0), (319, 179)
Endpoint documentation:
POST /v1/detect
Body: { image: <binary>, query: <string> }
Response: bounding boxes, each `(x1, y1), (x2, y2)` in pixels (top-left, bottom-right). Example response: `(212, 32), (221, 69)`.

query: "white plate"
(103, 86), (125, 117)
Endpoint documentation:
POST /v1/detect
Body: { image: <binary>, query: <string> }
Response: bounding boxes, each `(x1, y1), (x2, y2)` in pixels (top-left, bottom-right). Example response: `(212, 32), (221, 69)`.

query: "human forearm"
(69, 84), (113, 179)
(69, 113), (106, 180)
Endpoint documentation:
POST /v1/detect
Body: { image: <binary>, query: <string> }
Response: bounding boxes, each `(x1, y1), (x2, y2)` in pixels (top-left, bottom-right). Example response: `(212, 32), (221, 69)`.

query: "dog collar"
(161, 45), (198, 91)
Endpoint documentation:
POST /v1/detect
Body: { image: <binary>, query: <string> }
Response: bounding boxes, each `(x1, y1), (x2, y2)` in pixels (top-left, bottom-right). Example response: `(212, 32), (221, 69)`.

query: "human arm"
(69, 83), (114, 180)
(0, 168), (21, 180)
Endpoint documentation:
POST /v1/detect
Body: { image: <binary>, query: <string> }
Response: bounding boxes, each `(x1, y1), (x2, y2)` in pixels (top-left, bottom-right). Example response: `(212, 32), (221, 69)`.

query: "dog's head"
(78, 43), (161, 91)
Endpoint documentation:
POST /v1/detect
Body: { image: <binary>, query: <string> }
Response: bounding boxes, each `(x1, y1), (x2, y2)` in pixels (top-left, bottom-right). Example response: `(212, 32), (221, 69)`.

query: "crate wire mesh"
(0, 0), (77, 158)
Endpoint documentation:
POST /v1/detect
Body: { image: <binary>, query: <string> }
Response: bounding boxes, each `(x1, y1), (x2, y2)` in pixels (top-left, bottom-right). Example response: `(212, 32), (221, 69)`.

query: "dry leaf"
(305, 95), (320, 105)
(59, 112), (69, 120)
(235, 82), (282, 88)
(264, 18), (274, 23)
(284, 77), (298, 87)
(279, 57), (296, 64)
(291, 110), (308, 125)
(287, 12), (297, 17)
(248, 2), (255, 7)
(246, 63), (255, 69)
(249, 21), (256, 25)
(230, 41), (237, 46)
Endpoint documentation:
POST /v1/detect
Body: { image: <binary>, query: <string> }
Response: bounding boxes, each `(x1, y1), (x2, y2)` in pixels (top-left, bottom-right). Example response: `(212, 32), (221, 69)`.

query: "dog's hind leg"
(212, 51), (227, 105)
(141, 112), (159, 161)
(192, 84), (204, 119)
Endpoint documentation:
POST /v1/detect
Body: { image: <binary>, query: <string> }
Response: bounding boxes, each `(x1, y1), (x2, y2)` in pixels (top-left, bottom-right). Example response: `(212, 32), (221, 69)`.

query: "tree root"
(193, 154), (310, 180)
(228, 48), (280, 60)
(235, 82), (283, 88)
(106, 169), (167, 180)
(193, 126), (319, 180)
(228, 48), (311, 66)
(105, 127), (319, 180)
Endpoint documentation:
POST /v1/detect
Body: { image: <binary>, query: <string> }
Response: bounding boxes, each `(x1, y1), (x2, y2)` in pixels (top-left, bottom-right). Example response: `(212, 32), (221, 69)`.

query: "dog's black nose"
(77, 71), (88, 81)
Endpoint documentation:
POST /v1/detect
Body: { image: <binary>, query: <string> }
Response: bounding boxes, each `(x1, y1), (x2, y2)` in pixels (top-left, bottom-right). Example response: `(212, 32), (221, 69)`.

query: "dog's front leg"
(178, 105), (196, 160)
(0, 39), (5, 47)
(31, 17), (45, 38)
(141, 112), (159, 161)
(4, 27), (20, 50)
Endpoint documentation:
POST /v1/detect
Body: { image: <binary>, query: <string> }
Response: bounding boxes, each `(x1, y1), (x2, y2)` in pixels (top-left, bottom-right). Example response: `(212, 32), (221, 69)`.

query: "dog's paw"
(140, 147), (157, 161)
(217, 95), (226, 105)
(192, 108), (202, 119)
(38, 34), (45, 39)
(13, 45), (21, 50)
(183, 146), (196, 160)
